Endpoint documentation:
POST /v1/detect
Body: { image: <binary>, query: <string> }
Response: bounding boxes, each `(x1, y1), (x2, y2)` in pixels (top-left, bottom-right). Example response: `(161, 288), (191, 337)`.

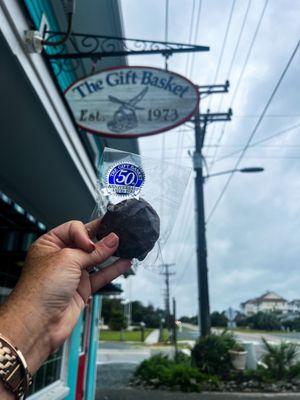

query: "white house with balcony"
(241, 291), (289, 316)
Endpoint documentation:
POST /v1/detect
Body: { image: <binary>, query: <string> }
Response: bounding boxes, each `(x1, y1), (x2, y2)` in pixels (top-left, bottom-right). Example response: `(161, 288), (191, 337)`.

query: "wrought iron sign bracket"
(25, 31), (209, 76)
(43, 31), (210, 60)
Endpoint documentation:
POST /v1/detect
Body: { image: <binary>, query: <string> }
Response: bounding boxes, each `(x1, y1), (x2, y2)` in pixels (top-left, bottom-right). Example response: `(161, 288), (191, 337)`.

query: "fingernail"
(89, 239), (96, 250)
(103, 232), (119, 248)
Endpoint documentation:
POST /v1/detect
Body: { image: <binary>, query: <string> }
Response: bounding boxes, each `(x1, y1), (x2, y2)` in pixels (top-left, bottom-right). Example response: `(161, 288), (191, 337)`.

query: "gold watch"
(0, 335), (32, 399)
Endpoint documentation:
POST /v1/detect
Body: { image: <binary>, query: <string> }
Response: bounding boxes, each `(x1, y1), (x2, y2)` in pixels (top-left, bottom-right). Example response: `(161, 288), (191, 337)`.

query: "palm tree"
(262, 338), (298, 379)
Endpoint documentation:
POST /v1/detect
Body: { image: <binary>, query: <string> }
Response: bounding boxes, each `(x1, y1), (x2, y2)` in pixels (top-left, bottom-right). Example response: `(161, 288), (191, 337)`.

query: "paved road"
(96, 388), (300, 400)
(98, 341), (174, 365)
(99, 341), (145, 350)
(178, 324), (300, 344)
(96, 363), (136, 389)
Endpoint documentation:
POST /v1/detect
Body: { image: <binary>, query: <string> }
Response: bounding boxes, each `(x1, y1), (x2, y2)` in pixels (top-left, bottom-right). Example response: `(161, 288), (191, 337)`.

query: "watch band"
(0, 334), (32, 399)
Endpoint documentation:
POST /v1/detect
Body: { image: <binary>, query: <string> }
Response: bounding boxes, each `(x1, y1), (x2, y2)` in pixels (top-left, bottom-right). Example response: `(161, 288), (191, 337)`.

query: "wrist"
(0, 380), (14, 400)
(0, 291), (52, 374)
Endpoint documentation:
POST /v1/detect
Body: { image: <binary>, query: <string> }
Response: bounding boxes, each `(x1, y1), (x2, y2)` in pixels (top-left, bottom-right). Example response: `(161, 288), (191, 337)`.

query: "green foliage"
(108, 310), (126, 331)
(282, 317), (300, 332)
(191, 331), (236, 377)
(247, 312), (281, 331)
(288, 361), (300, 379)
(100, 329), (152, 342)
(180, 315), (198, 325)
(102, 298), (165, 329)
(174, 351), (191, 365)
(229, 366), (274, 384)
(169, 364), (204, 392)
(231, 342), (245, 352)
(102, 298), (123, 324)
(134, 353), (208, 392)
(210, 311), (228, 327)
(135, 354), (171, 382)
(262, 338), (298, 379)
(235, 311), (248, 327)
(131, 301), (165, 328)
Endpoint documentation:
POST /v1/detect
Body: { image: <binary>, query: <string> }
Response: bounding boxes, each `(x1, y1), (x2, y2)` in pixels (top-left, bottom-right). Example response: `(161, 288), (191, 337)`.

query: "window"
(28, 347), (64, 396)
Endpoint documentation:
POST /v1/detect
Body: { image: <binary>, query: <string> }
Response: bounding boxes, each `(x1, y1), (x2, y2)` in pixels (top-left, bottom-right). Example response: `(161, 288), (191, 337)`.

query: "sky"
(115, 0), (300, 318)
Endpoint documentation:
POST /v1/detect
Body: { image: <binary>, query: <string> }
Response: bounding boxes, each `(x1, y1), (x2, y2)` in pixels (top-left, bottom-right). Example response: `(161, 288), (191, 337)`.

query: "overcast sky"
(115, 0), (300, 318)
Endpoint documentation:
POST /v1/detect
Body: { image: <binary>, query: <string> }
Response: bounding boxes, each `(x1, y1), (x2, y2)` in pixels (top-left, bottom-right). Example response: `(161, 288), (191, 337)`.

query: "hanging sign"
(65, 66), (199, 138)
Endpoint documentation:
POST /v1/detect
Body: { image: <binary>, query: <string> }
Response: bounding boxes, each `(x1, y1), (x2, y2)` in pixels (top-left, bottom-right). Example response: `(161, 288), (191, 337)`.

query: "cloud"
(120, 0), (300, 318)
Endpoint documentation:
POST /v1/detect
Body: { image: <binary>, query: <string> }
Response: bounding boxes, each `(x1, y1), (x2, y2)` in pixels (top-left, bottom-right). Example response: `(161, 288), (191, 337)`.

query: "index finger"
(90, 258), (132, 293)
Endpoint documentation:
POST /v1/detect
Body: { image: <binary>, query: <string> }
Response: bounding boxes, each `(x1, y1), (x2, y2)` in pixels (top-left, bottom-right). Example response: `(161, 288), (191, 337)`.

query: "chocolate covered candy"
(97, 198), (160, 260)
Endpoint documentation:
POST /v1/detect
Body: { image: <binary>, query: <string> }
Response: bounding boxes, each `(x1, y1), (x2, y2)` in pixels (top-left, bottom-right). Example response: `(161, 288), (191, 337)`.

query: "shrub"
(191, 331), (236, 377)
(134, 354), (171, 381)
(247, 312), (281, 331)
(231, 342), (245, 352)
(262, 338), (298, 380)
(174, 351), (191, 365)
(282, 317), (300, 332)
(170, 364), (204, 392)
(288, 361), (300, 379)
(134, 353), (206, 392)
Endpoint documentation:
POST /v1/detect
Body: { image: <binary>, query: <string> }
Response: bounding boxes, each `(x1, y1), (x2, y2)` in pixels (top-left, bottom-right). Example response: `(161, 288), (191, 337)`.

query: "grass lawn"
(100, 329), (153, 342)
(161, 329), (169, 343)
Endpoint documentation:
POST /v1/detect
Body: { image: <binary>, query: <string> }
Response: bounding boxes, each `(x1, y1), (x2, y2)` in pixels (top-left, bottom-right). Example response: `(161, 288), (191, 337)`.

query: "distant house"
(288, 299), (300, 313)
(241, 291), (288, 316)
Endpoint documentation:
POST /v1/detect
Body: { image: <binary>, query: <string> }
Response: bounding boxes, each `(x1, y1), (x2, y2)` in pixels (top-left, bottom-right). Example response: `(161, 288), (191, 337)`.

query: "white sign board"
(65, 66), (199, 138)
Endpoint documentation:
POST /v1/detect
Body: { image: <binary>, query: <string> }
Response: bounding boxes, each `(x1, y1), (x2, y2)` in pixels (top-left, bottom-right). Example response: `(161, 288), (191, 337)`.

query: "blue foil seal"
(106, 163), (145, 197)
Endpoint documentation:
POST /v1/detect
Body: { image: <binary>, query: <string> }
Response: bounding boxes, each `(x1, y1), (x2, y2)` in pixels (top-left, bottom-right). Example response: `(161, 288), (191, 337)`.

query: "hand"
(0, 219), (131, 375)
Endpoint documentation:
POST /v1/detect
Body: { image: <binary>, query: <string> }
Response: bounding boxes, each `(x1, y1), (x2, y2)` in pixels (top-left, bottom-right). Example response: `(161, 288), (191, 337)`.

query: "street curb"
(201, 392), (300, 398)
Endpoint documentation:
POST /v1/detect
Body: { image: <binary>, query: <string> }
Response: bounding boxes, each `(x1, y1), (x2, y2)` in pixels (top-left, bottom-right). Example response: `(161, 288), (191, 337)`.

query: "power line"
(206, 0), (251, 159)
(208, 0), (269, 168)
(188, 0), (203, 79)
(215, 123), (300, 162)
(165, 0), (169, 42)
(175, 0), (201, 168)
(206, 39), (300, 223)
(175, 0), (198, 164)
(174, 245), (196, 293)
(207, 0), (236, 110)
(185, 0), (197, 75)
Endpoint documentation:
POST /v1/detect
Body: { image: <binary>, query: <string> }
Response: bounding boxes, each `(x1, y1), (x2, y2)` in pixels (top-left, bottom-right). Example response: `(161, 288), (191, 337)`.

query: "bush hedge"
(191, 331), (236, 377)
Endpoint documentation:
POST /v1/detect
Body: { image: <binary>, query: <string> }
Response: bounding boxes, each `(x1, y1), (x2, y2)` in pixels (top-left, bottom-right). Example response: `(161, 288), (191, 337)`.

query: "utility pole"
(172, 297), (178, 358)
(159, 263), (175, 335)
(193, 81), (232, 338)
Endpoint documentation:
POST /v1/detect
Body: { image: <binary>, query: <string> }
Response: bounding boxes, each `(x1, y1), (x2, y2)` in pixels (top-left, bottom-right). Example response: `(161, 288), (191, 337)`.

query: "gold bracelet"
(0, 334), (32, 399)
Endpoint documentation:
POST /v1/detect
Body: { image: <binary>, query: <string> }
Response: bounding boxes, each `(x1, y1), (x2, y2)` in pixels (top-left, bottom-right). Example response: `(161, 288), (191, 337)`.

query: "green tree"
(210, 311), (228, 327)
(179, 315), (198, 325)
(108, 310), (126, 331)
(102, 298), (122, 324)
(247, 311), (281, 331)
(282, 317), (300, 331)
(131, 301), (164, 328)
(235, 311), (248, 327)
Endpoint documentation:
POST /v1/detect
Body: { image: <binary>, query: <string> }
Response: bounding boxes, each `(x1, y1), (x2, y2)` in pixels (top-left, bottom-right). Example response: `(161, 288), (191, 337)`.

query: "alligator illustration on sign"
(107, 87), (149, 133)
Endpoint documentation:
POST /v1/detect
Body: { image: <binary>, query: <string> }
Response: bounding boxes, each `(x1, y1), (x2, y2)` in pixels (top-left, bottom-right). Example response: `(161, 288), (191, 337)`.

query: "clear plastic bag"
(92, 147), (191, 265)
